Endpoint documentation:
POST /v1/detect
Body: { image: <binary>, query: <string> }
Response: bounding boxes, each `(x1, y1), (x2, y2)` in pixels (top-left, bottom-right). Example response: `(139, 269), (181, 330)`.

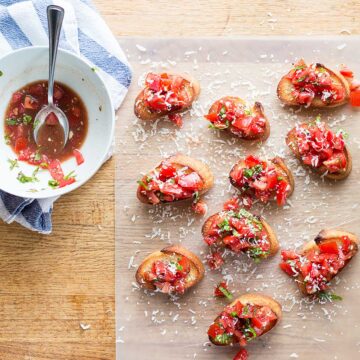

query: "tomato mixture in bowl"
(280, 236), (356, 295)
(144, 255), (191, 294)
(4, 80), (87, 188)
(286, 59), (346, 106)
(208, 301), (278, 346)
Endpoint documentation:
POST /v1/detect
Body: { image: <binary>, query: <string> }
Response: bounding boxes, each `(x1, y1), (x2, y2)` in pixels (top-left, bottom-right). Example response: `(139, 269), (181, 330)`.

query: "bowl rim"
(0, 46), (115, 199)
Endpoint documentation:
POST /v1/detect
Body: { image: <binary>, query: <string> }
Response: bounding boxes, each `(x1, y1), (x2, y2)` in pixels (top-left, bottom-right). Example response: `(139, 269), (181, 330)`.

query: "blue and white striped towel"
(0, 0), (132, 234)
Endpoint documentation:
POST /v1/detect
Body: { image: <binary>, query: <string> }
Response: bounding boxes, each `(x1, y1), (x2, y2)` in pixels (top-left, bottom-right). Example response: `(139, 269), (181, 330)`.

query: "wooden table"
(0, 1), (358, 359)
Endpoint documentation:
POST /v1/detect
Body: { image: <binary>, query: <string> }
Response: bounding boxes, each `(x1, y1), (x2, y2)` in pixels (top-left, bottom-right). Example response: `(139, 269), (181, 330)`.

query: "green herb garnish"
(64, 170), (76, 180)
(17, 171), (38, 184)
(4, 134), (11, 145)
(22, 114), (32, 125)
(219, 106), (227, 118)
(214, 333), (232, 345)
(193, 191), (200, 204)
(8, 158), (18, 170)
(337, 128), (349, 140)
(243, 168), (253, 178)
(219, 218), (231, 232)
(48, 179), (59, 189)
(218, 286), (233, 300)
(6, 118), (18, 126)
(137, 180), (149, 190)
(317, 291), (343, 302)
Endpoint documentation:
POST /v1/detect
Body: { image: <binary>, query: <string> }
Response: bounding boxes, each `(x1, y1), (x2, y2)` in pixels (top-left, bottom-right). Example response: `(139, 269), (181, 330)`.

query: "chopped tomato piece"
(15, 137), (27, 152)
(350, 89), (360, 106)
(318, 241), (339, 255)
(45, 112), (59, 126)
(214, 282), (232, 299)
(11, 92), (23, 104)
(207, 323), (223, 339)
(192, 199), (207, 215)
(207, 251), (224, 270)
(340, 65), (353, 78)
(168, 113), (183, 128)
(73, 149), (84, 165)
(279, 262), (296, 276)
(158, 162), (177, 181)
(53, 86), (64, 100)
(23, 95), (38, 109)
(48, 159), (65, 182)
(276, 180), (289, 206)
(233, 349), (248, 360)
(223, 197), (240, 211)
(178, 172), (203, 190)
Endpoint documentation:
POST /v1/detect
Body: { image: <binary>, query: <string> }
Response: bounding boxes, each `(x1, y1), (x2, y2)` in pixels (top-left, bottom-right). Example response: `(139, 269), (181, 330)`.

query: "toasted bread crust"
(207, 97), (270, 141)
(202, 212), (279, 257)
(277, 62), (350, 108)
(229, 157), (294, 199)
(134, 73), (200, 121)
(295, 229), (358, 295)
(137, 153), (214, 205)
(286, 126), (352, 180)
(209, 293), (282, 346)
(135, 244), (204, 292)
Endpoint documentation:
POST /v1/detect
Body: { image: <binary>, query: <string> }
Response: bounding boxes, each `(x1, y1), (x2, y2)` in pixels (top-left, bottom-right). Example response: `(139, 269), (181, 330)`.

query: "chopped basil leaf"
(137, 180), (149, 190)
(218, 286), (233, 300)
(294, 65), (305, 71)
(0, 70), (3, 76)
(219, 106), (227, 118)
(22, 114), (32, 125)
(336, 128), (349, 140)
(33, 119), (40, 129)
(4, 134), (10, 145)
(317, 291), (343, 302)
(219, 218), (231, 232)
(248, 247), (269, 261)
(193, 191), (200, 204)
(244, 109), (252, 115)
(277, 176), (283, 181)
(243, 168), (253, 178)
(244, 319), (257, 341)
(91, 67), (97, 72)
(230, 311), (238, 317)
(17, 171), (38, 184)
(214, 333), (232, 344)
(253, 164), (263, 174)
(176, 263), (183, 271)
(48, 179), (59, 189)
(64, 170), (76, 180)
(146, 175), (152, 183)
(6, 118), (18, 126)
(8, 158), (18, 170)
(34, 151), (41, 161)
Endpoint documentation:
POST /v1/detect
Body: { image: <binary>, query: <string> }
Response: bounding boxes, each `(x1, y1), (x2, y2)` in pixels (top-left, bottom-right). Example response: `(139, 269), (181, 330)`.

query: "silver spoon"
(34, 5), (69, 148)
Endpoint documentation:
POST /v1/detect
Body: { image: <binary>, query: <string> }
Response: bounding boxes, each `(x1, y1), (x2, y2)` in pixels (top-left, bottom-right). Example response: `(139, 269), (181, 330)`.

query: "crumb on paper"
(79, 322), (91, 331)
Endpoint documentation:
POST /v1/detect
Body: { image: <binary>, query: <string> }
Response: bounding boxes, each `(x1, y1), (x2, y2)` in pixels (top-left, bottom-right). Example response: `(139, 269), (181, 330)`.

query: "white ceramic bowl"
(0, 46), (114, 199)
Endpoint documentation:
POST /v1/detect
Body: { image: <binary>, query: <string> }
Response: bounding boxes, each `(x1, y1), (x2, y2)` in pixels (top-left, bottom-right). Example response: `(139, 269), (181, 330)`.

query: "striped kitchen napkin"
(0, 0), (132, 234)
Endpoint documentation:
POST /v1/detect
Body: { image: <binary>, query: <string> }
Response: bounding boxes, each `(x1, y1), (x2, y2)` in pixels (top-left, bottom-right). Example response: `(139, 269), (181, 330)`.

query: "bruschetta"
(277, 59), (350, 108)
(280, 229), (358, 296)
(204, 96), (270, 141)
(286, 119), (352, 180)
(134, 72), (200, 127)
(135, 245), (204, 294)
(208, 293), (282, 346)
(202, 208), (279, 262)
(137, 153), (214, 205)
(229, 155), (294, 206)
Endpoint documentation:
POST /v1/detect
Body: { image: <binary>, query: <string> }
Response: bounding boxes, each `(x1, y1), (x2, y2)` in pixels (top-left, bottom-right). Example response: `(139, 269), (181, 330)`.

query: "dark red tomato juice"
(4, 80), (88, 163)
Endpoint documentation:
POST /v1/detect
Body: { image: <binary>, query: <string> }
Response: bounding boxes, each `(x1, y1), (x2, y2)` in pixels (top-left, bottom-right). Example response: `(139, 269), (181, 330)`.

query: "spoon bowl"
(33, 5), (69, 152)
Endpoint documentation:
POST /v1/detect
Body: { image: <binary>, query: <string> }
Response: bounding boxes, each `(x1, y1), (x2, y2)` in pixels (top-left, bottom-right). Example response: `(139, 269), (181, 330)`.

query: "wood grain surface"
(0, 1), (358, 360)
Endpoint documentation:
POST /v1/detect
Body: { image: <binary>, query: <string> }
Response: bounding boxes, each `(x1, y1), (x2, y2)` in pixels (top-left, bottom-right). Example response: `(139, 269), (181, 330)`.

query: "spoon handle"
(47, 5), (64, 106)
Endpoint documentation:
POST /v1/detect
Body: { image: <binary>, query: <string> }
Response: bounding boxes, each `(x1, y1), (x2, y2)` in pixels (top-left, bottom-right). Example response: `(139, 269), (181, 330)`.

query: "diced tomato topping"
(205, 97), (266, 139)
(350, 89), (360, 106)
(291, 121), (347, 173)
(280, 235), (355, 295)
(207, 323), (224, 339)
(207, 251), (224, 270)
(230, 155), (290, 206)
(318, 241), (339, 255)
(53, 86), (64, 100)
(48, 159), (65, 182)
(287, 60), (345, 105)
(178, 172), (203, 190)
(233, 349), (248, 360)
(168, 113), (183, 128)
(73, 149), (84, 165)
(158, 162), (177, 181)
(11, 92), (23, 104)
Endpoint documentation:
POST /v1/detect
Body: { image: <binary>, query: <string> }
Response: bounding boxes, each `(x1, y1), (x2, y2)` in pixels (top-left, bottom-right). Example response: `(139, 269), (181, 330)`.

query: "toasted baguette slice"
(202, 211), (279, 258)
(296, 229), (358, 295)
(277, 61), (350, 108)
(286, 124), (352, 180)
(134, 72), (200, 121)
(229, 156), (295, 200)
(207, 96), (270, 141)
(137, 153), (214, 205)
(209, 293), (282, 346)
(135, 245), (204, 293)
